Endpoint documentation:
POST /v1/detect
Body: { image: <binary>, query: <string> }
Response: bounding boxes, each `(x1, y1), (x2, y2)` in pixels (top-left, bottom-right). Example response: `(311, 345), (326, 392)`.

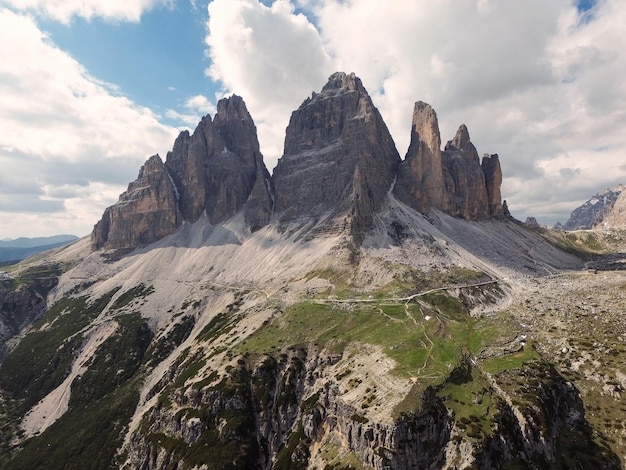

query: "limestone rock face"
(91, 155), (180, 250)
(441, 125), (489, 219)
(272, 72), (400, 239)
(165, 95), (272, 227)
(92, 95), (273, 251)
(395, 104), (503, 220)
(481, 154), (504, 217)
(394, 101), (445, 212)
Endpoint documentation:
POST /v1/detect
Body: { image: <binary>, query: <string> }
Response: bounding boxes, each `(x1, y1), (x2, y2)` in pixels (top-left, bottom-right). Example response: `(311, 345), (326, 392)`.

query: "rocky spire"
(394, 101), (445, 212)
(481, 154), (504, 217)
(441, 124), (490, 219)
(165, 95), (272, 226)
(272, 72), (400, 240)
(91, 155), (180, 250)
(445, 124), (479, 164)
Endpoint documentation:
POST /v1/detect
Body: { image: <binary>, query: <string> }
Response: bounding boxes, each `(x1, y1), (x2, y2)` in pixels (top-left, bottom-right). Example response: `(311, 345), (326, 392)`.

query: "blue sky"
(1, 0), (625, 239)
(40, 1), (214, 124)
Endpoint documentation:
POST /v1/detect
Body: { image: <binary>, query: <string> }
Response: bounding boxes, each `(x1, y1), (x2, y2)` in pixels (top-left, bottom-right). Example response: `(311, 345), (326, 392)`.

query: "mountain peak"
(214, 94), (253, 124)
(321, 71), (363, 93)
(273, 72), (400, 240)
(445, 124), (480, 165)
(91, 71), (505, 251)
(560, 184), (625, 230)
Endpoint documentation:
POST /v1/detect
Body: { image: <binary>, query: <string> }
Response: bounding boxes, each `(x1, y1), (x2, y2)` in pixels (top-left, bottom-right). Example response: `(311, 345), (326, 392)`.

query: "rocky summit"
(2, 72), (626, 470)
(93, 72), (504, 251)
(273, 72), (401, 240)
(92, 95), (273, 250)
(558, 184), (625, 231)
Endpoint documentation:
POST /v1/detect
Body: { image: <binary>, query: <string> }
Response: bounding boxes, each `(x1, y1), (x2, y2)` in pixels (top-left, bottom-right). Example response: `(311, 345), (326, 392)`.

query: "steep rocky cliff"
(601, 189), (626, 228)
(92, 95), (273, 250)
(272, 72), (400, 240)
(481, 154), (504, 217)
(558, 185), (624, 230)
(92, 155), (180, 250)
(441, 124), (490, 219)
(92, 72), (505, 252)
(165, 95), (272, 228)
(394, 101), (445, 213)
(0, 265), (60, 359)
(395, 104), (503, 220)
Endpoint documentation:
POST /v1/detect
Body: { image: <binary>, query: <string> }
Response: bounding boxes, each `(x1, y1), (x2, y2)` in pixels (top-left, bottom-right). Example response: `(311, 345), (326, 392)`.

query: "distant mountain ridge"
(557, 185), (624, 230)
(0, 235), (78, 263)
(0, 235), (77, 249)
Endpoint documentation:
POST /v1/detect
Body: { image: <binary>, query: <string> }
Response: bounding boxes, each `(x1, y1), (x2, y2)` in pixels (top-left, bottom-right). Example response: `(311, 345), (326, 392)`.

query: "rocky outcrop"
(442, 125), (490, 219)
(395, 105), (503, 220)
(92, 155), (180, 250)
(559, 185), (624, 230)
(272, 72), (400, 240)
(92, 96), (273, 250)
(0, 267), (60, 360)
(394, 101), (445, 212)
(482, 154), (504, 216)
(165, 95), (272, 228)
(92, 74), (506, 251)
(123, 347), (617, 470)
(601, 189), (626, 229)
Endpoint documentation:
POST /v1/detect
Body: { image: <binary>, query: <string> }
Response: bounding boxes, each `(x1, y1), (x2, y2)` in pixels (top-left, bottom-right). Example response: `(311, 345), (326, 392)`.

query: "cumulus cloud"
(2, 0), (170, 23)
(0, 9), (178, 238)
(165, 94), (217, 128)
(204, 0), (626, 225)
(206, 0), (334, 167)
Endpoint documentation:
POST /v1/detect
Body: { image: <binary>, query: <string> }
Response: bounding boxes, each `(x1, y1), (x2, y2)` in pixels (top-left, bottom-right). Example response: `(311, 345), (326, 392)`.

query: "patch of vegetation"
(238, 294), (498, 385)
(144, 365), (261, 470)
(7, 377), (142, 470)
(0, 289), (120, 411)
(351, 413), (369, 424)
(481, 343), (540, 374)
(70, 313), (152, 407)
(10, 263), (63, 289)
(538, 227), (609, 259)
(110, 283), (154, 311)
(146, 315), (196, 367)
(273, 421), (309, 470)
(437, 362), (501, 441)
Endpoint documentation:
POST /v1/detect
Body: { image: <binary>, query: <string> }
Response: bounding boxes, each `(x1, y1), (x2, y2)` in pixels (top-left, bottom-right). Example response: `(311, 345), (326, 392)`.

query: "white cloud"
(206, 0), (333, 168)
(164, 94), (217, 128)
(0, 9), (178, 238)
(184, 94), (216, 114)
(2, 0), (170, 23)
(204, 0), (626, 225)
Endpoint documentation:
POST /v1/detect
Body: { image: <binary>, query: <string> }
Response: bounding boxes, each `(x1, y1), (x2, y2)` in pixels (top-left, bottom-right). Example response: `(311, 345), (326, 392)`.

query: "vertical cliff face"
(165, 95), (272, 227)
(124, 346), (615, 470)
(441, 124), (490, 219)
(91, 95), (273, 250)
(482, 154), (504, 217)
(91, 155), (180, 250)
(91, 74), (505, 252)
(394, 101), (445, 213)
(395, 104), (503, 220)
(272, 72), (401, 239)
